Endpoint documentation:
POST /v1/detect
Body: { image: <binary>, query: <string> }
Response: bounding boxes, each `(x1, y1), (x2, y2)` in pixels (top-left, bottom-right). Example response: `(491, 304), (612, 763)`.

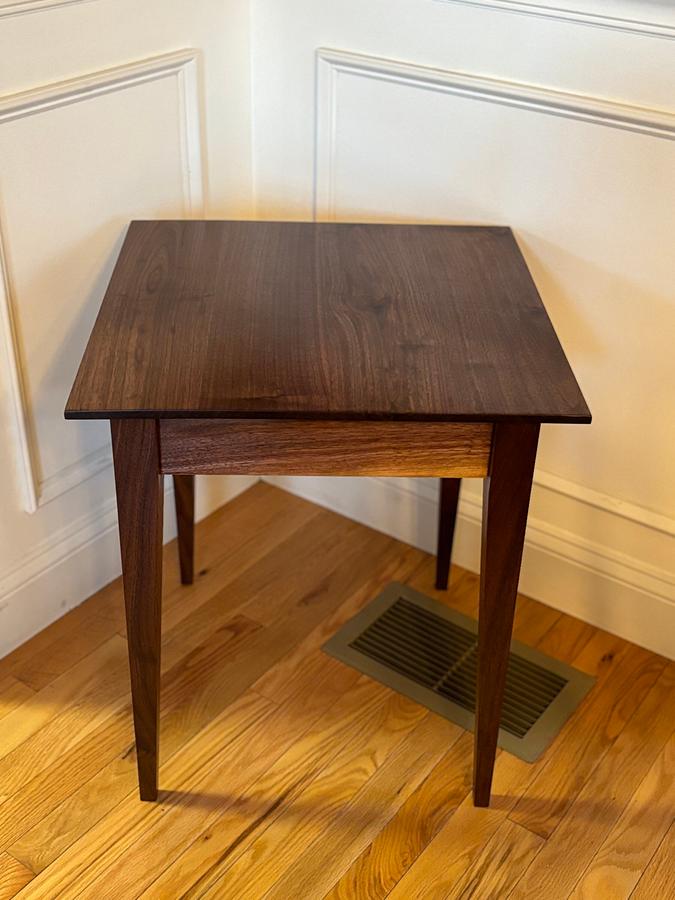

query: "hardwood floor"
(0, 482), (672, 899)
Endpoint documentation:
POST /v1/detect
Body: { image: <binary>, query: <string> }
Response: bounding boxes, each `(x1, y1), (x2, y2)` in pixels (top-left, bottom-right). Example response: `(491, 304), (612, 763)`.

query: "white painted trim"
(0, 49), (205, 512)
(0, 48), (203, 141)
(0, 474), (258, 658)
(263, 475), (675, 659)
(0, 493), (120, 604)
(315, 47), (675, 216)
(411, 468), (675, 542)
(0, 219), (38, 512)
(0, 0), (93, 18)
(534, 469), (675, 538)
(38, 444), (112, 506)
(454, 481), (675, 598)
(433, 0), (675, 40)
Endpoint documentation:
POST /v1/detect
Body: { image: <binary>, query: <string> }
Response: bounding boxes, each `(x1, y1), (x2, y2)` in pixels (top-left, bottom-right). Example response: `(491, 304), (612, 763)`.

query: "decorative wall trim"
(0, 492), (120, 604)
(433, 0), (675, 40)
(408, 468), (675, 541)
(315, 47), (675, 217)
(0, 225), (38, 512)
(0, 474), (258, 658)
(535, 469), (675, 538)
(412, 477), (675, 597)
(0, 49), (204, 512)
(39, 444), (113, 506)
(263, 475), (675, 659)
(0, 0), (93, 19)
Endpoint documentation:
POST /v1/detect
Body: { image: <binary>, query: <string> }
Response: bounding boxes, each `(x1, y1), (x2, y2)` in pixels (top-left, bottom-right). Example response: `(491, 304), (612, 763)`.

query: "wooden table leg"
(435, 477), (461, 590)
(111, 419), (164, 801)
(173, 474), (195, 585)
(474, 422), (539, 807)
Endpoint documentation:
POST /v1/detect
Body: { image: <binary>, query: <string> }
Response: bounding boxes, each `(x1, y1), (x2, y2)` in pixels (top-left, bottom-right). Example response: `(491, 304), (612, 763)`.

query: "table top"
(65, 220), (590, 424)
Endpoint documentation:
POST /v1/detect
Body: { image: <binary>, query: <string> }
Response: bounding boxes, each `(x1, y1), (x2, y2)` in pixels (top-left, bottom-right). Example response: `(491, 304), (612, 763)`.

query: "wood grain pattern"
(386, 750), (532, 900)
(65, 221), (591, 423)
(263, 714), (463, 900)
(172, 474), (194, 585)
(474, 422), (539, 805)
(0, 852), (32, 899)
(0, 484), (669, 900)
(631, 820), (675, 900)
(0, 636), (126, 776)
(140, 679), (392, 899)
(569, 725), (675, 899)
(201, 692), (431, 900)
(6, 501), (404, 893)
(326, 576), (568, 900)
(71, 668), (359, 899)
(510, 661), (675, 900)
(326, 732), (474, 900)
(159, 419), (492, 476)
(111, 419), (164, 801)
(508, 637), (667, 841)
(0, 677), (34, 724)
(445, 818), (543, 899)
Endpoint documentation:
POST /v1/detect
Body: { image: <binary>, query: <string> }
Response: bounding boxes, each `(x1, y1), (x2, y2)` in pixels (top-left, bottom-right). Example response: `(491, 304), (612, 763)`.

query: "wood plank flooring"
(0, 482), (672, 899)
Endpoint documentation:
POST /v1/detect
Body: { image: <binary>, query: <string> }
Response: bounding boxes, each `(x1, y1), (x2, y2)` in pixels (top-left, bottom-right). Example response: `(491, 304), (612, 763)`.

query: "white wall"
(252, 0), (675, 657)
(0, 0), (257, 656)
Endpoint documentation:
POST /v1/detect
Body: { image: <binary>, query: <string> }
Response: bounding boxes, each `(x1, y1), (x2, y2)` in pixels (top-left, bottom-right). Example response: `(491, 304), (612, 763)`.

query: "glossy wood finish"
(173, 474), (194, 585)
(1, 486), (670, 899)
(474, 422), (540, 806)
(65, 219), (591, 810)
(435, 477), (461, 590)
(159, 420), (492, 477)
(110, 419), (163, 801)
(65, 221), (590, 424)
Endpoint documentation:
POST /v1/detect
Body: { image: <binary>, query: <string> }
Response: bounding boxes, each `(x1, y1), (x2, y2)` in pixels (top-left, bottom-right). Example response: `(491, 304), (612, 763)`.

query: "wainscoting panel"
(0, 0), (254, 657)
(0, 49), (203, 512)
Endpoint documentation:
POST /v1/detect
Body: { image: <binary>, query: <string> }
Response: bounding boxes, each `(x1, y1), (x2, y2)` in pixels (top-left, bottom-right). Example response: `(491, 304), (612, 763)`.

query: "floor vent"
(323, 583), (594, 762)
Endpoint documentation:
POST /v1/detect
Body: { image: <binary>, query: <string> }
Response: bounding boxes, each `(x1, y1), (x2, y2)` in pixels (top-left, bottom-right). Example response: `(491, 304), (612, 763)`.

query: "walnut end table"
(66, 220), (591, 806)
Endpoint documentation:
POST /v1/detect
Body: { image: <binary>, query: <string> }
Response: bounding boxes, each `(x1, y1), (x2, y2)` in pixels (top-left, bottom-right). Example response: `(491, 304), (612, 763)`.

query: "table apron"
(159, 419), (493, 478)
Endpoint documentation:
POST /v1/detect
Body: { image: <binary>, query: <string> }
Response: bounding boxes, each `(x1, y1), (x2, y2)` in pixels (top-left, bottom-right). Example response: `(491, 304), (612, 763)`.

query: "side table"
(66, 220), (591, 806)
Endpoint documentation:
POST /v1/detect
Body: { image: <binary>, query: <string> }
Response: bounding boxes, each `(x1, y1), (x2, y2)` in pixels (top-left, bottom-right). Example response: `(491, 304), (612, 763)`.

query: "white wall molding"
(264, 475), (675, 659)
(38, 444), (113, 506)
(0, 0), (93, 18)
(0, 49), (205, 512)
(0, 490), (121, 605)
(315, 48), (675, 216)
(433, 0), (675, 39)
(534, 469), (675, 538)
(407, 467), (675, 541)
(0, 474), (258, 658)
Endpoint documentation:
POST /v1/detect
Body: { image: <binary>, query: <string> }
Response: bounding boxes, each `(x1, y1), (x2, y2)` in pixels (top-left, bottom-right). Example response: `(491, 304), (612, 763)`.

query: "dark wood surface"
(66, 221), (590, 424)
(67, 219), (591, 810)
(173, 474), (195, 585)
(435, 477), (461, 590)
(474, 421), (540, 806)
(110, 419), (164, 801)
(159, 419), (492, 477)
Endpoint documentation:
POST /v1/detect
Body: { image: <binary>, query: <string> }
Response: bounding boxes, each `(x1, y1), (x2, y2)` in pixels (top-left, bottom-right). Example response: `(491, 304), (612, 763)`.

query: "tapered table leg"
(474, 422), (539, 807)
(111, 419), (164, 801)
(173, 474), (195, 585)
(435, 478), (461, 590)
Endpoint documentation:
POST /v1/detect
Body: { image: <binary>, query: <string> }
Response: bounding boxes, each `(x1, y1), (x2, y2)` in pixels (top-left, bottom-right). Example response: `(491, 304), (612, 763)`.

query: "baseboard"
(263, 474), (675, 660)
(0, 474), (257, 659)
